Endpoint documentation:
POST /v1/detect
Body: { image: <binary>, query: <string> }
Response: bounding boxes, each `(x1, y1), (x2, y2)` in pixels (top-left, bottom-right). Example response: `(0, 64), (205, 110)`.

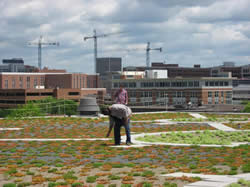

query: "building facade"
(1, 58), (37, 72)
(96, 57), (122, 75)
(0, 73), (99, 89)
(0, 88), (106, 108)
(111, 77), (234, 107)
(0, 72), (104, 108)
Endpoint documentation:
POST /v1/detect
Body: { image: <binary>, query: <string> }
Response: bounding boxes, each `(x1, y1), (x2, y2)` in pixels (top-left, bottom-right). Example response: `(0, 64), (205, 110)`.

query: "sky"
(0, 0), (250, 73)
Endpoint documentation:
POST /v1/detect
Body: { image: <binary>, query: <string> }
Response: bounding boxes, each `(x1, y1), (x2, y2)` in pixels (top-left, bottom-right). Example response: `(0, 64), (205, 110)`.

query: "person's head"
(119, 84), (124, 91)
(102, 106), (111, 116)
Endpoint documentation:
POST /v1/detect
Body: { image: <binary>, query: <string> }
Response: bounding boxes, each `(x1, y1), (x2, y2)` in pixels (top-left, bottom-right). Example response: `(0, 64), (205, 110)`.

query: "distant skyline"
(0, 0), (250, 73)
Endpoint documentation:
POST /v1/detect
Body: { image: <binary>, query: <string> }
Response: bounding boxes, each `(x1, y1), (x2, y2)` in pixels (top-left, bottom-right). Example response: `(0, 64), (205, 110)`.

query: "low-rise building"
(111, 77), (234, 107)
(0, 72), (104, 108)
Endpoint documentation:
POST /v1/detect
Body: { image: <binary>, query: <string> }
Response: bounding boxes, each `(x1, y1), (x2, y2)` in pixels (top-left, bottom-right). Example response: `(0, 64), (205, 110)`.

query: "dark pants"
(113, 117), (124, 145)
(125, 119), (131, 143)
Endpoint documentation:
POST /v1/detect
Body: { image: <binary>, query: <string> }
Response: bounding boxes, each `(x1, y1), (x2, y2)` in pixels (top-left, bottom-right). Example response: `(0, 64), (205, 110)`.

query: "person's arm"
(106, 116), (114, 137)
(125, 90), (128, 105)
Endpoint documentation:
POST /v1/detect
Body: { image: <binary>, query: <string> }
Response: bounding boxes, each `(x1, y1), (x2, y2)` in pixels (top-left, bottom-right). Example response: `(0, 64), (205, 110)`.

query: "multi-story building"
(0, 73), (99, 89)
(96, 57), (122, 75)
(0, 58), (37, 72)
(127, 62), (250, 79)
(233, 85), (250, 104)
(0, 72), (104, 108)
(111, 76), (235, 107)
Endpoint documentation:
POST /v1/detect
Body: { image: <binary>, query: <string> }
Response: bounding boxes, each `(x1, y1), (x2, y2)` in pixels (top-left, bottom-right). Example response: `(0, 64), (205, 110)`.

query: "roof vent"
(77, 97), (100, 116)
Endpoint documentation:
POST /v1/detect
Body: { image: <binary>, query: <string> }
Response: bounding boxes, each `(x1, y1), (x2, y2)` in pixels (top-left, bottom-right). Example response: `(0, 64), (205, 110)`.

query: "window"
(208, 91), (212, 97)
(142, 91), (152, 97)
(12, 78), (16, 88)
(224, 81), (229, 86)
(27, 77), (30, 88)
(221, 91), (224, 97)
(69, 92), (80, 96)
(215, 91), (219, 97)
(19, 77), (23, 88)
(41, 92), (53, 96)
(141, 82), (154, 88)
(27, 93), (39, 96)
(40, 77), (45, 86)
(34, 78), (38, 88)
(4, 80), (8, 88)
(190, 92), (198, 98)
(177, 92), (182, 98)
(209, 81), (214, 86)
(226, 91), (232, 98)
(80, 77), (82, 88)
(77, 76), (79, 88)
(188, 81), (194, 87)
(194, 81), (199, 87)
(129, 82), (136, 88)
(128, 92), (137, 98)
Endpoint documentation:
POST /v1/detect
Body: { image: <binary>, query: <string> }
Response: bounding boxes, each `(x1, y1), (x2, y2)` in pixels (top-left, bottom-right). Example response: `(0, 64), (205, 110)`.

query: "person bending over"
(105, 104), (132, 145)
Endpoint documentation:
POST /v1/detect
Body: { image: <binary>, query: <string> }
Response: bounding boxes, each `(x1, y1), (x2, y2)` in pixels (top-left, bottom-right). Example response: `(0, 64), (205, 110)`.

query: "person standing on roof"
(114, 84), (128, 105)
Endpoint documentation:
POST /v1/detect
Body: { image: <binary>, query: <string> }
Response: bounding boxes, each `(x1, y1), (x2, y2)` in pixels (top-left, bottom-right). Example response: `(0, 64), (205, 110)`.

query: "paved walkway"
(189, 113), (207, 119)
(208, 122), (236, 131)
(162, 172), (250, 187)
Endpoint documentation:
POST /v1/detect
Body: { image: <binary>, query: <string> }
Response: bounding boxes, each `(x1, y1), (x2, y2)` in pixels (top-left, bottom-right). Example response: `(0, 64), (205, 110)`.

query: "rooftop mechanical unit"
(77, 97), (100, 116)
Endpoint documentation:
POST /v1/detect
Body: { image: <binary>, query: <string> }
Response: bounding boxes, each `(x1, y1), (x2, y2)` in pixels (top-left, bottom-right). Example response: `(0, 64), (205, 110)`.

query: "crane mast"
(146, 42), (162, 67)
(28, 36), (59, 70)
(84, 29), (123, 73)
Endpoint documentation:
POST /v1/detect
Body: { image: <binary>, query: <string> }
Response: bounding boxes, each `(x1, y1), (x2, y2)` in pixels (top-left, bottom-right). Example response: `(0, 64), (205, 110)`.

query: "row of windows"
(114, 80), (230, 88)
(205, 81), (229, 87)
(127, 91), (201, 98)
(208, 91), (232, 98)
(73, 76), (85, 88)
(4, 77), (45, 89)
(0, 92), (79, 97)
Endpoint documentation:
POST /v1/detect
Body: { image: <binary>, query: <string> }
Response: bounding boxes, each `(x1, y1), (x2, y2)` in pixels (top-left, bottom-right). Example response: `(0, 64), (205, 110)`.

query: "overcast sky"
(0, 0), (250, 73)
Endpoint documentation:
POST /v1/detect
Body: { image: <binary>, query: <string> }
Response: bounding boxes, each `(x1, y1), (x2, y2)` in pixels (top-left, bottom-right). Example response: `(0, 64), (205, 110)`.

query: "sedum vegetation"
(137, 130), (250, 145)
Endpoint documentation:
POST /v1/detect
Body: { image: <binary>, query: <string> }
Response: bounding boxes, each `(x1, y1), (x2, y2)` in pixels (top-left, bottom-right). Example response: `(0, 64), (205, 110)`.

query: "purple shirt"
(115, 88), (128, 105)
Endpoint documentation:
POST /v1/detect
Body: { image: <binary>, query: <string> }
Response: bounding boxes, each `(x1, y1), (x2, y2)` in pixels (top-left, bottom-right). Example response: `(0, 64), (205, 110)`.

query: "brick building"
(0, 73), (99, 89)
(0, 72), (104, 108)
(111, 77), (234, 107)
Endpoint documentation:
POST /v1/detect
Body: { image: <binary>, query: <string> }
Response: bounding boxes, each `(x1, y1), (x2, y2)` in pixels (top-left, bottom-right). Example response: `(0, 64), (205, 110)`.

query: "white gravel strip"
(0, 128), (23, 131)
(0, 138), (110, 141)
(162, 172), (250, 187)
(189, 113), (207, 119)
(208, 122), (236, 131)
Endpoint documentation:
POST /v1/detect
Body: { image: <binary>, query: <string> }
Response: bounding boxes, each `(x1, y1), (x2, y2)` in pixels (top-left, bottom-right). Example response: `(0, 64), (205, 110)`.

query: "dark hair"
(102, 107), (111, 115)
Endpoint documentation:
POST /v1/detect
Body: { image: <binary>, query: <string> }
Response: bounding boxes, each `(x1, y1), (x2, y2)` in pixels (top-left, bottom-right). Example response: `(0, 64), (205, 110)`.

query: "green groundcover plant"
(1, 97), (78, 118)
(136, 130), (250, 145)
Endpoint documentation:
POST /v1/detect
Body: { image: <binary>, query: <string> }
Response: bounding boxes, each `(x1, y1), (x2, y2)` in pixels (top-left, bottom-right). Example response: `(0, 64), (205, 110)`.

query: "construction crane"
(84, 29), (123, 73)
(146, 42), (162, 67)
(125, 42), (162, 67)
(28, 36), (59, 70)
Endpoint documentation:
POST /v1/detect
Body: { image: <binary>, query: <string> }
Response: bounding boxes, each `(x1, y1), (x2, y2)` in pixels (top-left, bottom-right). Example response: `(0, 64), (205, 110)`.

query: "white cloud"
(0, 0), (249, 73)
